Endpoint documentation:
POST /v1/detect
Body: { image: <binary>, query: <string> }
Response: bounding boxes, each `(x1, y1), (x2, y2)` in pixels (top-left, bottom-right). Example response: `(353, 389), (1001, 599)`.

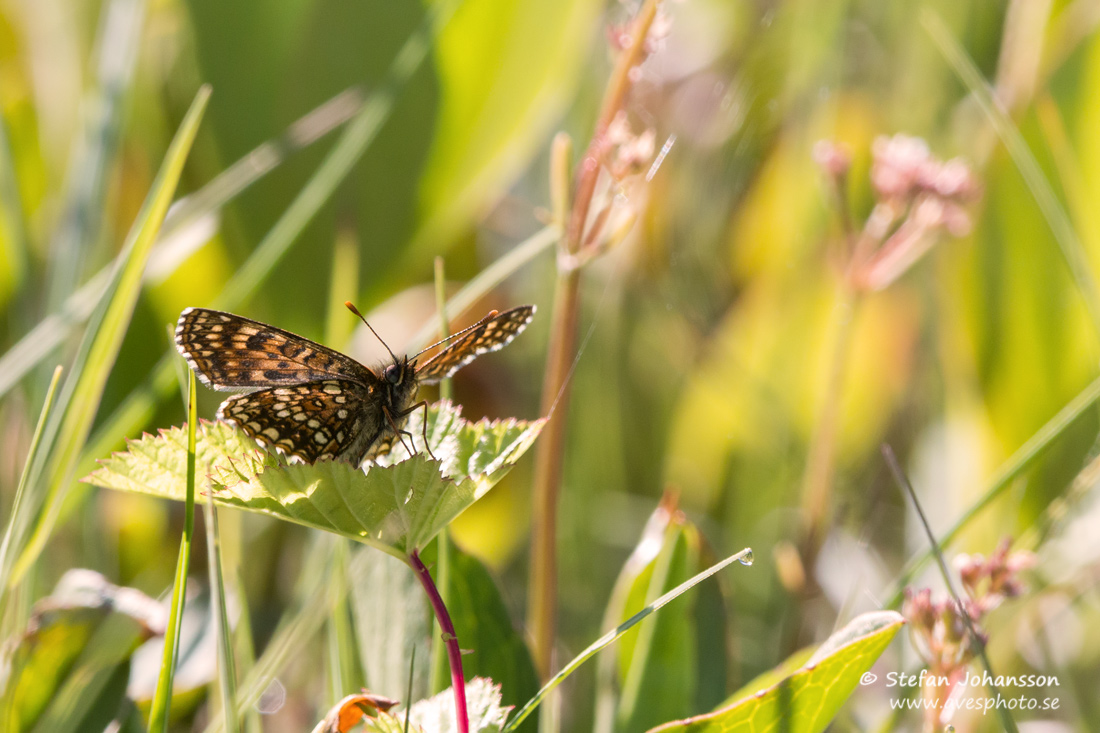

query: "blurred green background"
(2, 0), (1100, 730)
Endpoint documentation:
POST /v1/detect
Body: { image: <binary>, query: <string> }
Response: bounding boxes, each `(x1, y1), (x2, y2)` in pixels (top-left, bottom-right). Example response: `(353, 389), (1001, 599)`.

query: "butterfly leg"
(381, 405), (418, 459)
(397, 400), (436, 462)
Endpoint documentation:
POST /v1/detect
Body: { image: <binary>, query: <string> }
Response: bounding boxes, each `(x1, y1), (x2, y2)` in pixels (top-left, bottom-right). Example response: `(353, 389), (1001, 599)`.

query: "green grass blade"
(6, 86), (211, 587)
(886, 372), (1100, 606)
(324, 541), (363, 702)
(408, 225), (558, 350)
(147, 370), (199, 732)
(203, 538), (337, 733)
(0, 366), (63, 620)
(503, 548), (753, 733)
(0, 110), (30, 294)
(204, 498), (241, 733)
(0, 87), (361, 400)
(45, 0), (146, 311)
(231, 569), (262, 733)
(0, 271), (108, 398)
(923, 10), (1100, 334)
(217, 0), (460, 311)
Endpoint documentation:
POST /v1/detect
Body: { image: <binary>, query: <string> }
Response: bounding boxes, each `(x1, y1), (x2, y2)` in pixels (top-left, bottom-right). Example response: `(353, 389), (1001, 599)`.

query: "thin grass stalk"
(527, 0), (660, 679)
(882, 446), (1020, 733)
(507, 547), (752, 733)
(148, 370), (199, 731)
(886, 371), (1100, 607)
(409, 549), (468, 733)
(205, 496), (241, 733)
(408, 225), (558, 349)
(204, 539), (337, 733)
(0, 366), (63, 622)
(430, 256), (453, 696)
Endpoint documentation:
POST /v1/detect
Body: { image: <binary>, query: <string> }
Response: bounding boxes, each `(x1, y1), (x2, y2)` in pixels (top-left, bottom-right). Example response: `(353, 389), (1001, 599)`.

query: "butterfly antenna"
(345, 301), (399, 362)
(412, 309), (499, 359)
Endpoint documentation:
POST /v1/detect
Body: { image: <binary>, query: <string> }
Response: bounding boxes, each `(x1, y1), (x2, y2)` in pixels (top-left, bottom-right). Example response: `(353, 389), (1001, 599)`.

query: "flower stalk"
(800, 136), (979, 566)
(527, 0), (662, 680)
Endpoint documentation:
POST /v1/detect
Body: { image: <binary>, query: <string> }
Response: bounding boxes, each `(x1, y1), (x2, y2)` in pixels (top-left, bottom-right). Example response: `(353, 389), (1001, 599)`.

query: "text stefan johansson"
(884, 670), (1059, 689)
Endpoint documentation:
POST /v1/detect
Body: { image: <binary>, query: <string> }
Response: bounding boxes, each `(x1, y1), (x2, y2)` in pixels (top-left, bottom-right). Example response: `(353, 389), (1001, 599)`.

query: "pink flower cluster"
(902, 538), (1034, 730)
(814, 134), (981, 291)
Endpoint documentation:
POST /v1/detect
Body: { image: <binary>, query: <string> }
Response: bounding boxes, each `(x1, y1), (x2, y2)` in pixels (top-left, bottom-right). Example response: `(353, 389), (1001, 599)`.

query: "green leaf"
(645, 611), (905, 733)
(84, 402), (544, 557)
(0, 570), (164, 733)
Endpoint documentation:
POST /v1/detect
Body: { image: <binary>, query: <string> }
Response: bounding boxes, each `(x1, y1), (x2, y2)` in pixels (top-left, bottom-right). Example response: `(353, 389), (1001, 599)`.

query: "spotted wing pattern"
(217, 380), (384, 464)
(175, 308), (373, 391)
(415, 305), (536, 383)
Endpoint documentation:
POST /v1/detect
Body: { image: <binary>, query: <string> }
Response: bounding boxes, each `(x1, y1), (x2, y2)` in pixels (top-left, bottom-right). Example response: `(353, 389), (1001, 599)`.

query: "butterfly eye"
(384, 364), (402, 385)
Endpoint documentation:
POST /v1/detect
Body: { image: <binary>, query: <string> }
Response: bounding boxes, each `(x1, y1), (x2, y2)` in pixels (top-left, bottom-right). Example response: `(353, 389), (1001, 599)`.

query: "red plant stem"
(409, 549), (468, 733)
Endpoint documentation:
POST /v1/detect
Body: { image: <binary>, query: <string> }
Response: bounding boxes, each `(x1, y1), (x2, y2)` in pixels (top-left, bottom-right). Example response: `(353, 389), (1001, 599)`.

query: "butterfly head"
(383, 357), (413, 386)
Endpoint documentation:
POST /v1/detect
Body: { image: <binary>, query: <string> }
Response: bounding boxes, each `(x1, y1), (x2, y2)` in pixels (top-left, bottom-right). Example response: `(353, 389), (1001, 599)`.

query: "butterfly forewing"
(416, 305), (535, 383)
(175, 308), (373, 391)
(217, 380), (384, 464)
(175, 303), (535, 466)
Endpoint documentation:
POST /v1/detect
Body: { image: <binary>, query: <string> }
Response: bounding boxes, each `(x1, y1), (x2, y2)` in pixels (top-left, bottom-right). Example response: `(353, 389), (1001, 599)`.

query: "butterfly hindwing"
(218, 379), (385, 464)
(176, 303), (535, 466)
(175, 308), (373, 391)
(416, 305), (536, 383)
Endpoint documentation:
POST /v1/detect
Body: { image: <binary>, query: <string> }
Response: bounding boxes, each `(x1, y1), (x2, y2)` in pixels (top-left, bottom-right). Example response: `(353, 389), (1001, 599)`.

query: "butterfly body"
(174, 305), (534, 466)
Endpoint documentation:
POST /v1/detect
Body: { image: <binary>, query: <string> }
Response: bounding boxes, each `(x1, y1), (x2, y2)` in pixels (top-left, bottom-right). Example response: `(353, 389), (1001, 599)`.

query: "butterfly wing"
(415, 305), (536, 384)
(176, 308), (373, 391)
(217, 379), (386, 465)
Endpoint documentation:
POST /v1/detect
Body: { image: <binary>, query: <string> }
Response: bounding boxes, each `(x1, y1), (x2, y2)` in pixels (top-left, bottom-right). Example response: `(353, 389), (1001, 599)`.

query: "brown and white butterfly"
(174, 303), (535, 465)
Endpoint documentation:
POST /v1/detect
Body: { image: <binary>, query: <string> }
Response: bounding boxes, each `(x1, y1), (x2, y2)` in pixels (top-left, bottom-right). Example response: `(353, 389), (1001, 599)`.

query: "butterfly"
(174, 303), (536, 466)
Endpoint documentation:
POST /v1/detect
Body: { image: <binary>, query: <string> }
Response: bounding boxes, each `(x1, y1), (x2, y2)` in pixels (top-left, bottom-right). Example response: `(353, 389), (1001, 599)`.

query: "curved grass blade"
(0, 87), (363, 400)
(923, 10), (1100, 333)
(886, 372), (1100, 607)
(408, 225), (557, 351)
(7, 86), (211, 588)
(502, 547), (753, 733)
(0, 366), (63, 619)
(147, 370), (199, 732)
(202, 536), (340, 733)
(46, 0), (145, 311)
